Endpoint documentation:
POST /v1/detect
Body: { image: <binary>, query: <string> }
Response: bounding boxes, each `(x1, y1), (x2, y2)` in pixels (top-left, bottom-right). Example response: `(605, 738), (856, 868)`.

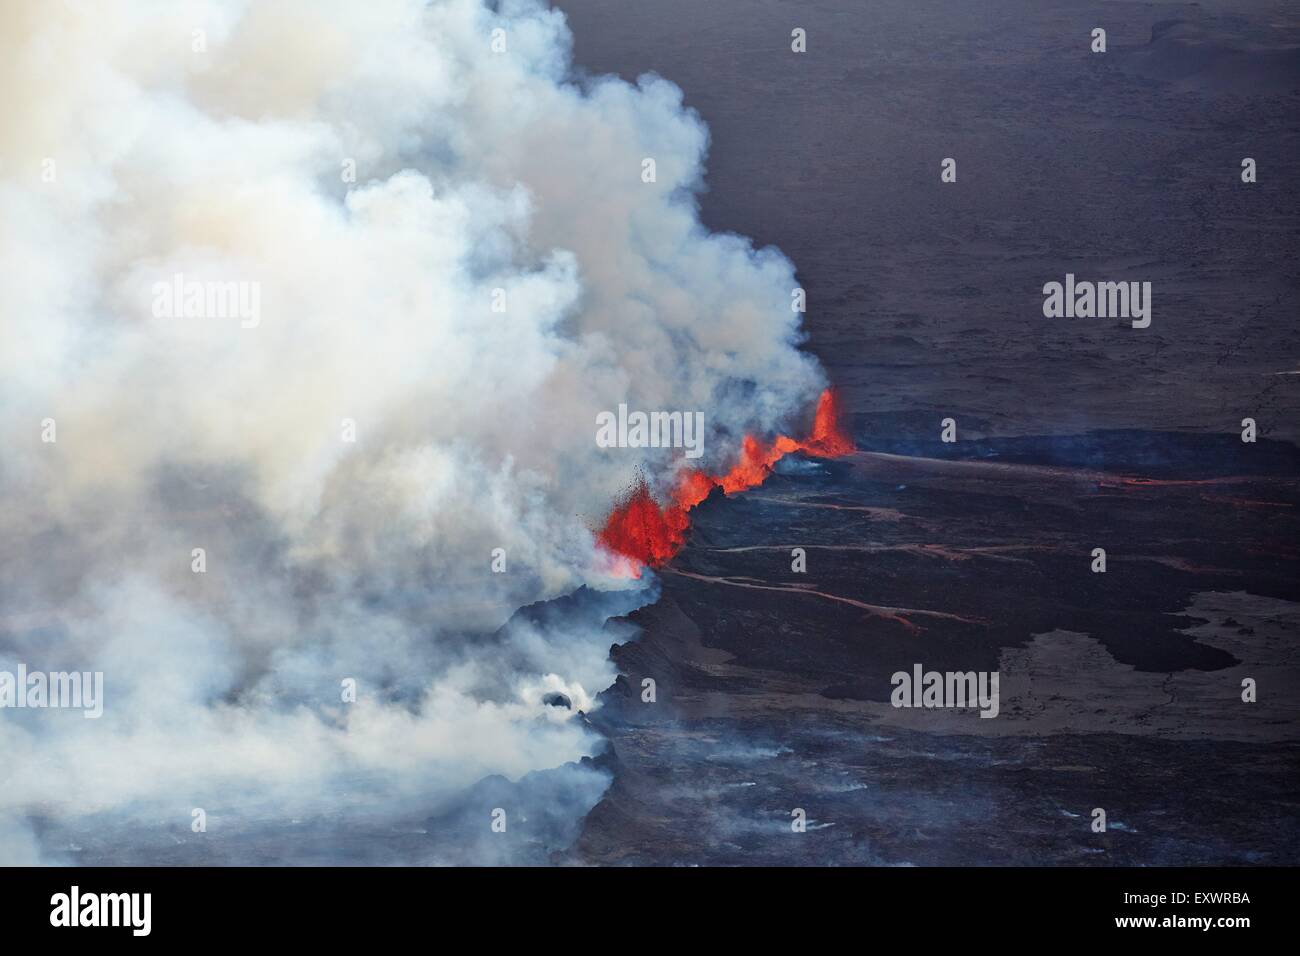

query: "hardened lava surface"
(574, 433), (1300, 865)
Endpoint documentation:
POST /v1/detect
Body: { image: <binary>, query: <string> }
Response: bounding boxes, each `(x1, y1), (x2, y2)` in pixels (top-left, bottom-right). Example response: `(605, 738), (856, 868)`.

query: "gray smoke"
(0, 0), (825, 863)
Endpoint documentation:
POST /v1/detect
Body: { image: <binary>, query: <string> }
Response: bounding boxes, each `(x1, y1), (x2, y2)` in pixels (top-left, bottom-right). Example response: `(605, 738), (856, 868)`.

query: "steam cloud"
(0, 0), (826, 863)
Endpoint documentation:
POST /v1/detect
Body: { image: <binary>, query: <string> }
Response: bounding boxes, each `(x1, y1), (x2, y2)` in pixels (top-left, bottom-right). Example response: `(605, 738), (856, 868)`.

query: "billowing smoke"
(0, 0), (825, 863)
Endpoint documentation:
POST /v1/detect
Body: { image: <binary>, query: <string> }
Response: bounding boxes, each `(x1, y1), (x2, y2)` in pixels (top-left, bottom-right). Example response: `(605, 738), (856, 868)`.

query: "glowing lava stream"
(597, 389), (854, 574)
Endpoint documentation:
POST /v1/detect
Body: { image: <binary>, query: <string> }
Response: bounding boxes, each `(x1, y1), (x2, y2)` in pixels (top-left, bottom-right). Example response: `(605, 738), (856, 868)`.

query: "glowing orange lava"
(598, 389), (854, 574)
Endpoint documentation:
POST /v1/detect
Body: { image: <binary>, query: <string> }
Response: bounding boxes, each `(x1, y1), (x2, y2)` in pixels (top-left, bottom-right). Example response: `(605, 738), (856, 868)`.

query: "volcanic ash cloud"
(0, 0), (826, 862)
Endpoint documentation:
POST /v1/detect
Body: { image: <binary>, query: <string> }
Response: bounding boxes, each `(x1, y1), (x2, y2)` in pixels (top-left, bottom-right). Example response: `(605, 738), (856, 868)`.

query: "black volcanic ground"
(552, 0), (1300, 865)
(557, 0), (1300, 442)
(576, 438), (1300, 865)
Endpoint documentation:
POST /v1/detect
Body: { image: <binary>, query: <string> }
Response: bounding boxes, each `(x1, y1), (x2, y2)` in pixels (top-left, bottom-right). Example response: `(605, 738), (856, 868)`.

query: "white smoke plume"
(0, 0), (825, 863)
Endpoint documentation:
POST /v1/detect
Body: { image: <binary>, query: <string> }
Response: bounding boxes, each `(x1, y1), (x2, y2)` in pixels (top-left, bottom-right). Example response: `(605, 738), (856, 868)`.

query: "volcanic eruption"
(0, 0), (848, 865)
(598, 388), (854, 572)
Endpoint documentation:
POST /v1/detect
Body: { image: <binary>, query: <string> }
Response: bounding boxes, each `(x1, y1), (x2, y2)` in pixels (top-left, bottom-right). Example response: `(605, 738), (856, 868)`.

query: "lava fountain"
(598, 389), (854, 574)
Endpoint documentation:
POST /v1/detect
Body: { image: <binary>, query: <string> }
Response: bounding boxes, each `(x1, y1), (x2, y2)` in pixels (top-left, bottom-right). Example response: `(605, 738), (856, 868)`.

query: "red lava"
(598, 389), (854, 574)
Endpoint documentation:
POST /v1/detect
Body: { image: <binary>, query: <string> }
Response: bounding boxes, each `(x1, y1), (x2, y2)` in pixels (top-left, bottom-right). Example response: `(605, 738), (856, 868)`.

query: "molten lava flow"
(597, 388), (854, 574)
